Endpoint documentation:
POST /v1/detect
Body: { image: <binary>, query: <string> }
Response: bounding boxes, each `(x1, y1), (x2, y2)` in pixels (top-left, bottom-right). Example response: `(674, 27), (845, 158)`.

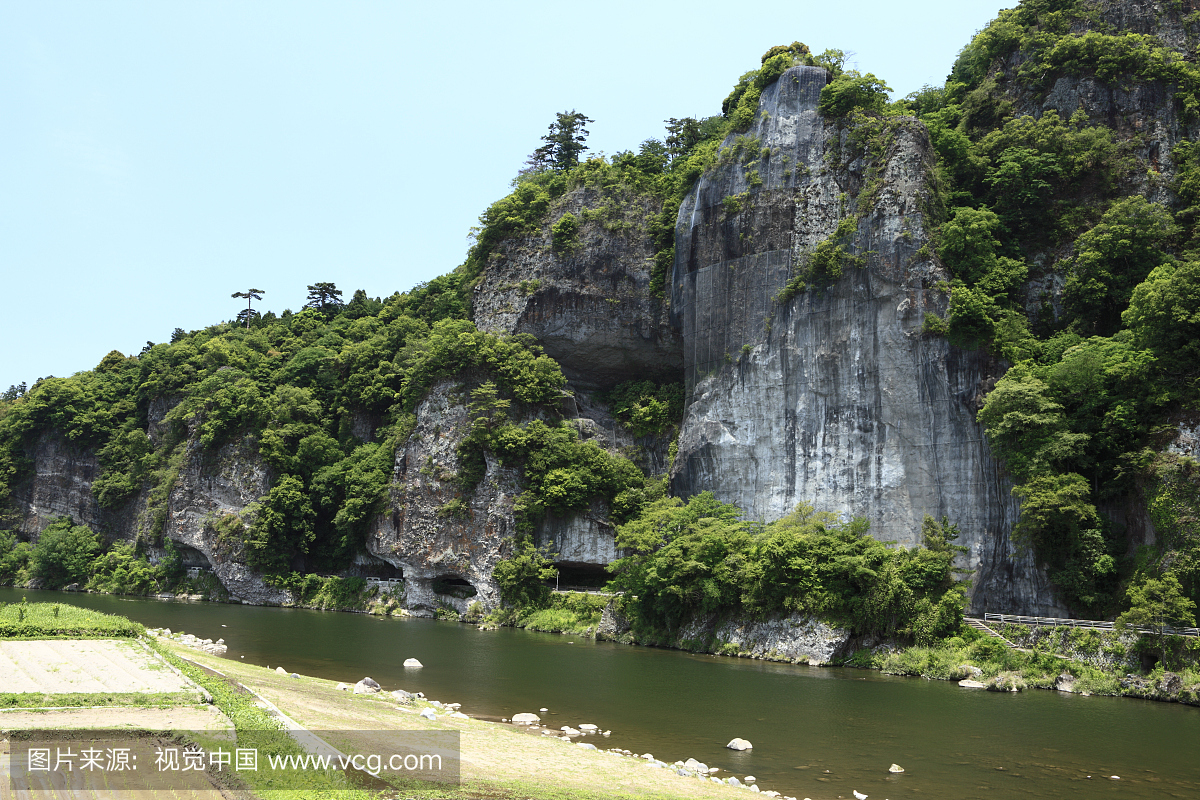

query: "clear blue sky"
(0, 1), (1010, 390)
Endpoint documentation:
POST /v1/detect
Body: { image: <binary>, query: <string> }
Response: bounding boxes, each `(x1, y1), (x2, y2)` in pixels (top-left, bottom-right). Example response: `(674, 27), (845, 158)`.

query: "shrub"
(30, 519), (101, 589)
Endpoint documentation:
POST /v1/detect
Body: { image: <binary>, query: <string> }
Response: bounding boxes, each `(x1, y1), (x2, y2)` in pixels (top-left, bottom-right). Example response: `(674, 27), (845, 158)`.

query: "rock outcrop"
(668, 66), (1065, 615)
(13, 431), (110, 536)
(366, 380), (516, 616)
(162, 432), (288, 606)
(473, 186), (682, 389)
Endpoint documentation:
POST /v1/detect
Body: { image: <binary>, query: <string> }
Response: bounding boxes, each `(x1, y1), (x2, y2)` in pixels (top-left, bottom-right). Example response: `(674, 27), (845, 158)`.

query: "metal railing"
(983, 613), (1200, 638)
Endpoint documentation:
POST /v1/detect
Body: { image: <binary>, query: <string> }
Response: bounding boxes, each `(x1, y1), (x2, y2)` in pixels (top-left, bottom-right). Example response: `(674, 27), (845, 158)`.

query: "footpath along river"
(3, 586), (1199, 799)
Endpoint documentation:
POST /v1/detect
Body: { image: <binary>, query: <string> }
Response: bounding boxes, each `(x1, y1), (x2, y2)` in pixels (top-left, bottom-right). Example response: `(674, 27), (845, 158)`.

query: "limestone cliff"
(10, 421), (290, 605)
(668, 66), (1065, 615)
(472, 186), (682, 389)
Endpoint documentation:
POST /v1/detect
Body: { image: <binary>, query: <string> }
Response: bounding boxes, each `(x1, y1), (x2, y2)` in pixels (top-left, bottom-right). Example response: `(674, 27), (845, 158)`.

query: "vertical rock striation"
(669, 66), (1065, 615)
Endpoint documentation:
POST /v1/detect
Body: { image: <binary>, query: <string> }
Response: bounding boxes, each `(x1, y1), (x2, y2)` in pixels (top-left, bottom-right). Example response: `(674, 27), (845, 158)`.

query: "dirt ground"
(0, 704), (232, 731)
(0, 640), (192, 694)
(176, 644), (751, 800)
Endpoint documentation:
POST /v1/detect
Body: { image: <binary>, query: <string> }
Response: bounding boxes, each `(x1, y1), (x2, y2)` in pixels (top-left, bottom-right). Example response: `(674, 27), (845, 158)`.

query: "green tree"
(529, 111), (594, 173)
(1065, 197), (1177, 335)
(492, 539), (557, 608)
(304, 282), (344, 313)
(1117, 573), (1197, 666)
(1123, 259), (1200, 376)
(977, 363), (1089, 482)
(244, 476), (315, 574)
(818, 71), (892, 117)
(0, 530), (32, 585)
(30, 518), (101, 588)
(231, 288), (264, 328)
(664, 117), (702, 161)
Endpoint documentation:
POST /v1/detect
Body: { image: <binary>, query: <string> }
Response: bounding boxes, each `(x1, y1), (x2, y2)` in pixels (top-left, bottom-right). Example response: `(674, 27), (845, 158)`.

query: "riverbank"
(11, 584), (1200, 711)
(162, 638), (801, 800)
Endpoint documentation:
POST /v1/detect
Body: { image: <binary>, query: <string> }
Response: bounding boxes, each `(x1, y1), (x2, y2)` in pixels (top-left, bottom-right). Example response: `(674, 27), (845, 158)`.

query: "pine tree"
(304, 282), (343, 313)
(528, 110), (594, 173)
(231, 288), (265, 328)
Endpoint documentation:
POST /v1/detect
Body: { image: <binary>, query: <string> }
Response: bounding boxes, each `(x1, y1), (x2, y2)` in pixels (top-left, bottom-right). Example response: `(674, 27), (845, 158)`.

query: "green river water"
(3, 586), (1198, 799)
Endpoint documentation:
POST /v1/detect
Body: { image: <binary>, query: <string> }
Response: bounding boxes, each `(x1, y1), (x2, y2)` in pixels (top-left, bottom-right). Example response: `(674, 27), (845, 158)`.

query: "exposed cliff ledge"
(12, 432), (110, 537)
(366, 379), (636, 616)
(597, 602), (870, 666)
(668, 66), (1066, 616)
(473, 186), (682, 389)
(162, 433), (289, 606)
(367, 381), (515, 616)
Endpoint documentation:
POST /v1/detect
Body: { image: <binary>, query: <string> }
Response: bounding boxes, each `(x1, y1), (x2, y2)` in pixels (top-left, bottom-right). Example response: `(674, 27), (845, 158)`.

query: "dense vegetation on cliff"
(895, 0), (1200, 617)
(2, 0), (1199, 642)
(0, 283), (653, 588)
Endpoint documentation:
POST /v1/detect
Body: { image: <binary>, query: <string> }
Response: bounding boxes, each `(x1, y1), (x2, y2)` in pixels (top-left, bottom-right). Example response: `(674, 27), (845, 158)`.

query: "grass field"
(0, 600), (143, 638)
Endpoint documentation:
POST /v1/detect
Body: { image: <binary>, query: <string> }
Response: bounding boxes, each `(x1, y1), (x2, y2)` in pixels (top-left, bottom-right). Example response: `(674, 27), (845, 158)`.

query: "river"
(3, 586), (1198, 799)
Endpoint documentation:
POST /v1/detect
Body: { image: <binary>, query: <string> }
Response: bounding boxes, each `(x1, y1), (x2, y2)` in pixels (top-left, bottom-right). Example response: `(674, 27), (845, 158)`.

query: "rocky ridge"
(667, 65), (1065, 614)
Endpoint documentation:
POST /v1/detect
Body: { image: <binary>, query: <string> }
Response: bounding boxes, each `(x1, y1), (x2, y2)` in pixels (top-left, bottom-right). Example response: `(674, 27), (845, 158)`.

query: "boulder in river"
(511, 713), (540, 724)
(403, 658), (423, 667)
(578, 723), (598, 732)
(726, 738), (753, 751)
(958, 679), (987, 689)
(889, 763), (905, 773)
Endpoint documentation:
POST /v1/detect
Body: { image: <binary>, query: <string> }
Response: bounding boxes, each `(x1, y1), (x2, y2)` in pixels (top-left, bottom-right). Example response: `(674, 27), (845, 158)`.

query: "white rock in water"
(561, 727), (581, 736)
(275, 666), (288, 674)
(726, 738), (753, 751)
(744, 775), (756, 782)
(539, 707), (548, 712)
(511, 713), (540, 724)
(958, 679), (987, 689)
(889, 763), (905, 773)
(579, 723), (598, 731)
(403, 658), (423, 667)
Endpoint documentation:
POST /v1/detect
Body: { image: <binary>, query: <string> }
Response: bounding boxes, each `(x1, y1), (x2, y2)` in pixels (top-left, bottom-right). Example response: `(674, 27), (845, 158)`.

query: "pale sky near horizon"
(0, 0), (1011, 391)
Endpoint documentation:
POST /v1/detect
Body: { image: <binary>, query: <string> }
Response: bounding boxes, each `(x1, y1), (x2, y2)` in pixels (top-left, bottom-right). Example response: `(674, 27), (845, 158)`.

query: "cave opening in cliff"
(551, 563), (611, 590)
(432, 575), (477, 599)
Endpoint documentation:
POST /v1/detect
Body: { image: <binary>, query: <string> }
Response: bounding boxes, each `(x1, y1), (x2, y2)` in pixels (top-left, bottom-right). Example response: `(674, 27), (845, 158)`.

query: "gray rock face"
(679, 611), (852, 665)
(366, 380), (520, 616)
(473, 187), (682, 389)
(1169, 420), (1200, 461)
(669, 66), (1065, 615)
(538, 505), (622, 566)
(13, 432), (109, 536)
(162, 433), (290, 606)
